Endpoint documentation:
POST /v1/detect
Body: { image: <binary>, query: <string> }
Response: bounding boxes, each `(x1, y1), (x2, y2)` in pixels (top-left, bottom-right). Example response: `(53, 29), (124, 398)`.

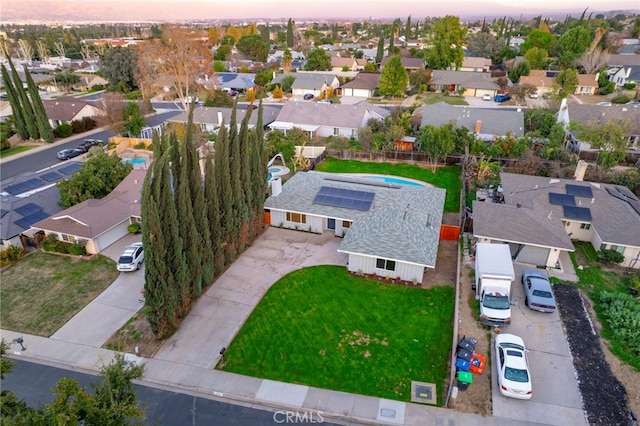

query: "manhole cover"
(411, 381), (437, 404)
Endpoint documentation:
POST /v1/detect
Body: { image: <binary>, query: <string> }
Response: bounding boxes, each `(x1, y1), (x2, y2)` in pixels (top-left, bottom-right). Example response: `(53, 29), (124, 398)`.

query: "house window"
(61, 234), (75, 243)
(580, 223), (591, 230)
(610, 245), (625, 254)
(333, 128), (339, 135)
(342, 220), (351, 228)
(351, 129), (357, 139)
(286, 212), (306, 224)
(376, 258), (396, 271)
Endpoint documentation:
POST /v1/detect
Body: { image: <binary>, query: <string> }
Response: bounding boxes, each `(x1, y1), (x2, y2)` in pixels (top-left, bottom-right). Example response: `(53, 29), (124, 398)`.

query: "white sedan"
(495, 333), (532, 399)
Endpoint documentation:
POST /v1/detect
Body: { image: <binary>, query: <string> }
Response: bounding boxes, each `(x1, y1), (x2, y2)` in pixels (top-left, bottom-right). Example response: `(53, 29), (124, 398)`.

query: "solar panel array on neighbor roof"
(59, 163), (82, 175)
(4, 178), (43, 195)
(565, 184), (593, 198)
(15, 203), (43, 217)
(549, 193), (576, 206)
(563, 205), (592, 221)
(14, 210), (49, 229)
(312, 186), (375, 211)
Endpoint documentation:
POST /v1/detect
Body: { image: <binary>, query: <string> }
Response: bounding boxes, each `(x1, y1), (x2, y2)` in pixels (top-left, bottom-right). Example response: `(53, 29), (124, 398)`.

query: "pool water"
(269, 167), (281, 173)
(122, 157), (147, 165)
(361, 175), (426, 187)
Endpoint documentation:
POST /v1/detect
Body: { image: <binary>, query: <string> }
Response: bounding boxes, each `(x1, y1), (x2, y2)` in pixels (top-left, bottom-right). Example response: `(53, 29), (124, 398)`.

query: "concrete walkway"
(1, 228), (555, 425)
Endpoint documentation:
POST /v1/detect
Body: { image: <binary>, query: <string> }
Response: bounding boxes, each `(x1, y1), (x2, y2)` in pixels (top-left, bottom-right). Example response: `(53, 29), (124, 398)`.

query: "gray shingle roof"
(607, 54), (640, 67)
(340, 73), (380, 90)
(264, 171), (446, 268)
(567, 104), (640, 130)
(494, 172), (640, 248)
(272, 72), (337, 90)
(166, 105), (280, 127)
(418, 103), (524, 137)
(430, 70), (499, 90)
(272, 102), (390, 130)
(42, 97), (100, 121)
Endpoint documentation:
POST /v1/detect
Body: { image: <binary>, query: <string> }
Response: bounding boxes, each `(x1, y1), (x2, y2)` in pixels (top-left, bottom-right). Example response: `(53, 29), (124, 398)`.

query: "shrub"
(1, 137), (10, 151)
(611, 95), (630, 104)
(53, 122), (73, 138)
(134, 142), (146, 149)
(598, 291), (640, 353)
(125, 91), (143, 100)
(623, 83), (636, 90)
(597, 249), (624, 265)
(0, 245), (24, 267)
(67, 243), (87, 256)
(128, 223), (141, 234)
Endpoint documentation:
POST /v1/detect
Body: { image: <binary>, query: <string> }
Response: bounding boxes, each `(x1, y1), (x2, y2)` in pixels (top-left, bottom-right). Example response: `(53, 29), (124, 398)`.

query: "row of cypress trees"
(141, 101), (268, 339)
(1, 57), (54, 142)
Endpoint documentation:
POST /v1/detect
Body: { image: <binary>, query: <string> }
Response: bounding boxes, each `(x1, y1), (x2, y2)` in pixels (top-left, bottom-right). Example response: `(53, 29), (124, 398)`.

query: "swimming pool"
(122, 157), (147, 166)
(357, 174), (428, 187)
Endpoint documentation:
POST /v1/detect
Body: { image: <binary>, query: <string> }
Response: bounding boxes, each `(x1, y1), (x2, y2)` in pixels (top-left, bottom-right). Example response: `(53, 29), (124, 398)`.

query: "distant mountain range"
(2, 1), (638, 23)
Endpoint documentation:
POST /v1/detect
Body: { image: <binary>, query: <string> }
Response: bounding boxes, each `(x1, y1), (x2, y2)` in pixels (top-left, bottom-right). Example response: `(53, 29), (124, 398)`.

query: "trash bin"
(457, 337), (477, 353)
(470, 353), (487, 374)
(457, 348), (473, 361)
(455, 358), (471, 372)
(457, 370), (473, 390)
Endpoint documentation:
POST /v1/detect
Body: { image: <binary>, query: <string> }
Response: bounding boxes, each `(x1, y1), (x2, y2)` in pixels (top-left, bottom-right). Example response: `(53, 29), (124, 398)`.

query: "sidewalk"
(2, 228), (535, 425)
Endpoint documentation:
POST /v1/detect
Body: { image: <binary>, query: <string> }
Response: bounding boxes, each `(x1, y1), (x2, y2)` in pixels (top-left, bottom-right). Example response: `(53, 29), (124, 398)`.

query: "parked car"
(495, 333), (532, 400)
(529, 92), (539, 99)
(521, 269), (556, 313)
(57, 148), (84, 160)
(303, 93), (314, 100)
(494, 93), (511, 103)
(596, 101), (611, 106)
(117, 242), (144, 272)
(482, 94), (492, 101)
(77, 139), (104, 152)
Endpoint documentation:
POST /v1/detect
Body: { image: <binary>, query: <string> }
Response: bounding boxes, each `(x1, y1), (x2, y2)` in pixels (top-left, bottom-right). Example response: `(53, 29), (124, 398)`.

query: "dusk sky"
(4, 0), (639, 21)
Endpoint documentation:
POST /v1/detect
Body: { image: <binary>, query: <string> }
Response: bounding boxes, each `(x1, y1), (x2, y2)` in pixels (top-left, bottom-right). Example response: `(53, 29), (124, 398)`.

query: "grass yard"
(219, 265), (454, 405)
(315, 158), (462, 212)
(0, 145), (32, 159)
(0, 251), (118, 336)
(418, 93), (468, 106)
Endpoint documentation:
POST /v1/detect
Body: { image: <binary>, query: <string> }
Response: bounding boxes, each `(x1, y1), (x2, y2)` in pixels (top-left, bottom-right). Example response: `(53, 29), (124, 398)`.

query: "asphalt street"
(1, 358), (340, 426)
(0, 110), (181, 181)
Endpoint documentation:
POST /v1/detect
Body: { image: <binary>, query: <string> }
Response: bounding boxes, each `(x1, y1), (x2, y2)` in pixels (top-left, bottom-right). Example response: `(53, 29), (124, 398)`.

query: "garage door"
(511, 244), (550, 266)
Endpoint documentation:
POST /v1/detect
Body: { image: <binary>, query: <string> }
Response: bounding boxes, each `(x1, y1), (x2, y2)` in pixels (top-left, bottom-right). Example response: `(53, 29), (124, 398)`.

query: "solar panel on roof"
(313, 186), (374, 211)
(15, 203), (43, 217)
(41, 171), (62, 182)
(0, 209), (8, 218)
(563, 205), (592, 221)
(565, 184), (593, 198)
(549, 193), (576, 206)
(5, 178), (44, 195)
(615, 185), (639, 202)
(59, 163), (82, 175)
(13, 210), (49, 229)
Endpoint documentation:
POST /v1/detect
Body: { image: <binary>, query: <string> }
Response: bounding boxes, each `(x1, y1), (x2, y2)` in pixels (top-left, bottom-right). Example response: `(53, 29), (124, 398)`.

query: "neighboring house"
(28, 169), (147, 255)
(380, 56), (425, 72)
(575, 73), (599, 95)
(73, 73), (109, 91)
(509, 37), (526, 49)
(0, 101), (12, 123)
(457, 56), (492, 72)
(0, 162), (82, 248)
(557, 99), (640, 153)
(165, 105), (280, 133)
(607, 54), (640, 67)
(268, 101), (389, 138)
(429, 70), (500, 98)
(214, 72), (257, 92)
(607, 65), (640, 88)
(273, 72), (339, 98)
(416, 102), (524, 140)
(473, 167), (640, 269)
(340, 72), (380, 98)
(331, 57), (359, 72)
(264, 171), (446, 282)
(42, 97), (104, 128)
(519, 70), (557, 96)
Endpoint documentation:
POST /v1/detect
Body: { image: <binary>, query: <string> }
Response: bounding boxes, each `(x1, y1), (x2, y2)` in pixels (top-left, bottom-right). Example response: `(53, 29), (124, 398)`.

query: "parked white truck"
(475, 243), (516, 327)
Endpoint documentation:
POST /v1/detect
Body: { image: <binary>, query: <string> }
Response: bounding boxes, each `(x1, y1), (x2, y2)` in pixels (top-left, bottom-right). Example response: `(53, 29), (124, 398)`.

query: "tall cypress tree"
(8, 59), (38, 140)
(376, 36), (384, 64)
(24, 65), (54, 142)
(227, 104), (241, 254)
(239, 108), (253, 234)
(1, 64), (28, 139)
(286, 18), (294, 47)
(214, 121), (234, 265)
(405, 15), (412, 40)
(204, 154), (224, 276)
(233, 107), (252, 251)
(249, 103), (267, 236)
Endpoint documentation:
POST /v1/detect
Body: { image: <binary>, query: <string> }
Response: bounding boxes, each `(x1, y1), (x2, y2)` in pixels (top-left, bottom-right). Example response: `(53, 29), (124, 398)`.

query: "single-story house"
(28, 169), (146, 254)
(575, 73), (599, 95)
(518, 70), (557, 96)
(473, 167), (640, 269)
(606, 65), (640, 88)
(264, 171), (446, 281)
(268, 101), (389, 139)
(380, 56), (425, 72)
(331, 57), (361, 72)
(557, 99), (640, 153)
(73, 73), (109, 91)
(457, 56), (492, 73)
(416, 102), (524, 140)
(273, 72), (340, 98)
(43, 97), (104, 128)
(214, 72), (257, 92)
(165, 105), (280, 133)
(339, 73), (380, 98)
(0, 162), (83, 247)
(429, 70), (500, 98)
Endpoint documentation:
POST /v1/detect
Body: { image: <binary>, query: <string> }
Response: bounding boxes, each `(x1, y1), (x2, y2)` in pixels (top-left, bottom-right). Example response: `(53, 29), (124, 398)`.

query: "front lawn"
(315, 158), (462, 212)
(0, 251), (119, 336)
(219, 265), (454, 405)
(0, 146), (32, 159)
(418, 93), (468, 106)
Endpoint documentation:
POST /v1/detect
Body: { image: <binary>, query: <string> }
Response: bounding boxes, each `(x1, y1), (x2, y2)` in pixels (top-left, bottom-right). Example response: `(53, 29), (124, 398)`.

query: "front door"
(327, 218), (335, 230)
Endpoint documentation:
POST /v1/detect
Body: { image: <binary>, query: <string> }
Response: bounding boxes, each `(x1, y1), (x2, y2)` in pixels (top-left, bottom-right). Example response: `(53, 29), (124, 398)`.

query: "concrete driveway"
(152, 227), (347, 369)
(491, 262), (586, 426)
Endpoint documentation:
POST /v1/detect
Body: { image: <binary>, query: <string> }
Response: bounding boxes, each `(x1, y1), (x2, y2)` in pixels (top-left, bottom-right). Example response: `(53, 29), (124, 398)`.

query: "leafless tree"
(576, 47), (609, 75)
(53, 40), (66, 58)
(18, 40), (34, 62)
(97, 92), (126, 136)
(80, 43), (93, 61)
(94, 42), (109, 58)
(36, 40), (50, 64)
